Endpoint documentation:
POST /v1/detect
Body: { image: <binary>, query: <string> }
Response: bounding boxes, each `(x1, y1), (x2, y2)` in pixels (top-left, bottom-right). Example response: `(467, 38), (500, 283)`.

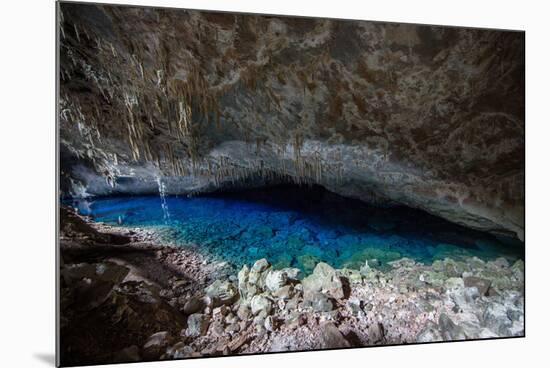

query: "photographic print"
(57, 1), (525, 366)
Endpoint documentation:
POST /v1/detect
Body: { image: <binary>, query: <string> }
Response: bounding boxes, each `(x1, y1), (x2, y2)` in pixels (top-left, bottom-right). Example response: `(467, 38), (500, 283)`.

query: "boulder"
(303, 291), (335, 312)
(186, 313), (210, 337)
(272, 285), (295, 300)
(237, 265), (250, 297)
(265, 270), (289, 293)
(250, 294), (273, 316)
(205, 280), (238, 307)
(280, 267), (303, 281)
(302, 262), (345, 300)
(236, 304), (251, 320)
(248, 259), (271, 286)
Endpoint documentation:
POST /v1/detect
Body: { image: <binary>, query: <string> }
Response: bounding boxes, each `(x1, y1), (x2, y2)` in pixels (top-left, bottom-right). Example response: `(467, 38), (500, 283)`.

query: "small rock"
(186, 313), (210, 337)
(463, 286), (481, 303)
(272, 285), (294, 300)
(143, 331), (173, 360)
(183, 296), (205, 315)
(368, 322), (385, 344)
(225, 323), (240, 334)
(264, 315), (276, 331)
(438, 313), (466, 340)
(492, 257), (510, 269)
(209, 320), (226, 337)
(416, 321), (443, 343)
(445, 277), (464, 291)
(237, 304), (251, 320)
(237, 265), (250, 297)
(463, 276), (491, 296)
(347, 297), (363, 316)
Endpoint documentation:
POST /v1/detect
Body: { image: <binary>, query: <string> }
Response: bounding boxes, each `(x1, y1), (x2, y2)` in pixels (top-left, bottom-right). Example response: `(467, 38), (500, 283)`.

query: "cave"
(57, 2), (525, 366)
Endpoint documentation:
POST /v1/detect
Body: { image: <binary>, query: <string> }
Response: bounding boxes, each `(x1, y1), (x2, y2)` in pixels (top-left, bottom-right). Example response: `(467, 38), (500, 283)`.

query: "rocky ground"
(59, 207), (524, 366)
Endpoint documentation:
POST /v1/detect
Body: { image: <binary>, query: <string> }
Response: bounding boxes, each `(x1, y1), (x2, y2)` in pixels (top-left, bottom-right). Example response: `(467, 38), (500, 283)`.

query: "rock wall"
(58, 3), (525, 239)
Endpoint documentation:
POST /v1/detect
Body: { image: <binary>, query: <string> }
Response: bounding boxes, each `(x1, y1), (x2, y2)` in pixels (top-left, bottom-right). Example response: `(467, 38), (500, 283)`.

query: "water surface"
(66, 185), (524, 273)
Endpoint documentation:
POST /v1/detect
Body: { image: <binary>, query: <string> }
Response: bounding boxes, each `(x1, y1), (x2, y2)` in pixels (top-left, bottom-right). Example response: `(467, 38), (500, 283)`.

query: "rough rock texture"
(58, 3), (524, 239)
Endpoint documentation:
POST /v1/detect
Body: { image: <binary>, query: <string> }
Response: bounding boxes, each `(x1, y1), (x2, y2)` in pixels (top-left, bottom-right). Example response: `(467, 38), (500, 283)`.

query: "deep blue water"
(66, 185), (524, 273)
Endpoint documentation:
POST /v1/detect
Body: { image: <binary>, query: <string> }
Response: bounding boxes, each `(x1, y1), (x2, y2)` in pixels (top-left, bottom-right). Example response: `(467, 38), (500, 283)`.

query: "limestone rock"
(302, 262), (345, 300)
(249, 259), (271, 284)
(250, 294), (273, 316)
(303, 291), (335, 312)
(265, 270), (289, 293)
(205, 280), (238, 307)
(280, 267), (303, 281)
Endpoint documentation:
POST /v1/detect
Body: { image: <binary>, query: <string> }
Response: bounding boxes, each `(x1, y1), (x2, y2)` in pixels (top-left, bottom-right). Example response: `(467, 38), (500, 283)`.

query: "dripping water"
(156, 177), (171, 223)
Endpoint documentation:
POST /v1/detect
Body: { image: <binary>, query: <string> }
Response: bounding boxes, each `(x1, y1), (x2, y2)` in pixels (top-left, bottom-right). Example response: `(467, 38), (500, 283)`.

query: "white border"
(2, 1), (548, 367)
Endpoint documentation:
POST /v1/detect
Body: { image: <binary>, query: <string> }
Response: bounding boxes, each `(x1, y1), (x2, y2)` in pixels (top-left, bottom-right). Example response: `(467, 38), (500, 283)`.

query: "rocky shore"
(59, 207), (524, 366)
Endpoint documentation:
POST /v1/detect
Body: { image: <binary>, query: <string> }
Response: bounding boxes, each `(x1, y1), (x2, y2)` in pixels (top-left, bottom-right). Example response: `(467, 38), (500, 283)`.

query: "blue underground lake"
(66, 185), (524, 274)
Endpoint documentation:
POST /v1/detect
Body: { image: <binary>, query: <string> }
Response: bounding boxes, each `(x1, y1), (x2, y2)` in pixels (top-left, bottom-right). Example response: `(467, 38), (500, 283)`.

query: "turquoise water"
(66, 185), (524, 274)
